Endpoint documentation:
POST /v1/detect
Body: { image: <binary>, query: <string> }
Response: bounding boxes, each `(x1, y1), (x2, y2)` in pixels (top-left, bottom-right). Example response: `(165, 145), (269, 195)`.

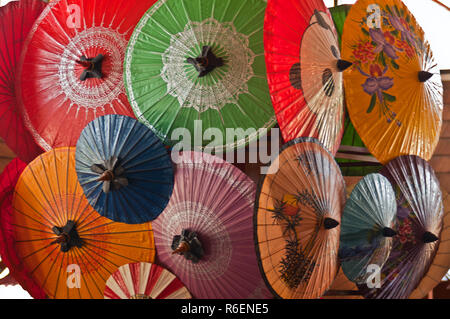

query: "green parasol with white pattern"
(124, 0), (276, 152)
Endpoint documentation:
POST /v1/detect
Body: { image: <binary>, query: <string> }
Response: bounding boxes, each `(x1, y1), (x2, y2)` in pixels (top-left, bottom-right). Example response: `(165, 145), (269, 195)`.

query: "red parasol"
(264, 0), (350, 154)
(0, 158), (46, 298)
(16, 0), (157, 150)
(0, 0), (45, 162)
(104, 262), (192, 299)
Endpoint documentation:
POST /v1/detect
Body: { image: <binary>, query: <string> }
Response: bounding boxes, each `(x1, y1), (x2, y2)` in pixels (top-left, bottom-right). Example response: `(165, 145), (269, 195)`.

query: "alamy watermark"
(366, 264), (382, 289)
(66, 4), (81, 29)
(66, 264), (81, 289)
(366, 4), (382, 29)
(169, 120), (281, 174)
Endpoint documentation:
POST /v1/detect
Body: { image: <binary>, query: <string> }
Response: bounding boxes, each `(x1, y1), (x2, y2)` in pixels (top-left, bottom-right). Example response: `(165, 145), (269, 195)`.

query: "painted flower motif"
(369, 28), (400, 60)
(358, 64), (401, 126)
(396, 217), (417, 245)
(352, 41), (376, 63)
(363, 64), (394, 95)
(396, 204), (410, 219)
(284, 203), (300, 217)
(399, 225), (412, 236)
(396, 39), (414, 58)
(388, 13), (417, 49)
(383, 31), (395, 45)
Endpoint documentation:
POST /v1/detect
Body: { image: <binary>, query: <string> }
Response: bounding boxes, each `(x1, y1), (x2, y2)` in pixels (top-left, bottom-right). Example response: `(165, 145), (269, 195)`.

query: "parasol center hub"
(54, 234), (69, 244)
(97, 170), (115, 182)
(76, 54), (105, 81)
(171, 229), (204, 263)
(51, 220), (83, 253)
(186, 46), (224, 78)
(382, 227), (397, 237)
(91, 157), (129, 193)
(336, 59), (352, 72)
(197, 57), (208, 67)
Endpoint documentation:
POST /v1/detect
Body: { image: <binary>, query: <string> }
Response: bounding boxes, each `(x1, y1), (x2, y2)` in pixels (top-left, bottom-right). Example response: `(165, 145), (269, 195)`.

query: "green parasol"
(329, 4), (352, 46)
(124, 0), (276, 152)
(329, 4), (381, 177)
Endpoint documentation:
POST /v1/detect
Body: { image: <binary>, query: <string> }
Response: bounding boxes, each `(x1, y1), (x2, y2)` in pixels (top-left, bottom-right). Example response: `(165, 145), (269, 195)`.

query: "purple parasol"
(152, 151), (272, 299)
(359, 155), (444, 298)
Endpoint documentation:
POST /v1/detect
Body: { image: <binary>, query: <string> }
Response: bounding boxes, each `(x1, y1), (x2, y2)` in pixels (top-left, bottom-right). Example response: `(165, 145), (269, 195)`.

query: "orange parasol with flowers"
(341, 0), (443, 164)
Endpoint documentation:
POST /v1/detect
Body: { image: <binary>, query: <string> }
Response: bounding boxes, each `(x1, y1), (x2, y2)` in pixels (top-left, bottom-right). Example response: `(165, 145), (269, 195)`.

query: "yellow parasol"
(342, 0), (443, 164)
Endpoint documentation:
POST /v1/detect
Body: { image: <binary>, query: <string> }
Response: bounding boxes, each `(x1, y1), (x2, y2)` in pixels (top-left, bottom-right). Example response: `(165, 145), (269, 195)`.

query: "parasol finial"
(76, 60), (92, 69)
(51, 234), (68, 244)
(418, 70), (433, 82)
(51, 220), (83, 253)
(323, 217), (340, 229)
(422, 231), (439, 243)
(382, 227), (397, 237)
(91, 157), (128, 193)
(172, 241), (190, 255)
(336, 59), (352, 72)
(97, 169), (114, 182)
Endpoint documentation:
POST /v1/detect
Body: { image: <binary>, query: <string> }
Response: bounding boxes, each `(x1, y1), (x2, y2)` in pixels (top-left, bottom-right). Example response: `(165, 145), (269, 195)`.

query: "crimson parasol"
(16, 0), (157, 150)
(0, 0), (45, 162)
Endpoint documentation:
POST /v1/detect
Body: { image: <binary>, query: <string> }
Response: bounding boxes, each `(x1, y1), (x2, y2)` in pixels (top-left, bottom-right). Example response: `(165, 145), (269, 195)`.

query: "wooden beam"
(338, 145), (371, 154)
(335, 152), (380, 163)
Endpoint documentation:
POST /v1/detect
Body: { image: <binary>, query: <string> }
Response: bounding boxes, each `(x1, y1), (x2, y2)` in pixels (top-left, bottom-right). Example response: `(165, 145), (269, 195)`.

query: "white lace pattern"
(58, 27), (126, 110)
(160, 18), (255, 112)
(160, 201), (233, 280)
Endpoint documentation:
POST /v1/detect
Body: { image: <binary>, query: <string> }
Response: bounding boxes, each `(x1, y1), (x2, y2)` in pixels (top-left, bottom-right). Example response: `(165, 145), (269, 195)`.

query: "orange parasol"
(11, 147), (155, 299)
(341, 0), (443, 164)
(254, 137), (346, 298)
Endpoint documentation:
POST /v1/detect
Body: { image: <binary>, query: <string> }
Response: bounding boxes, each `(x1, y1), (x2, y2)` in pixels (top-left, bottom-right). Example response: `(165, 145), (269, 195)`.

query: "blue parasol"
(75, 115), (174, 224)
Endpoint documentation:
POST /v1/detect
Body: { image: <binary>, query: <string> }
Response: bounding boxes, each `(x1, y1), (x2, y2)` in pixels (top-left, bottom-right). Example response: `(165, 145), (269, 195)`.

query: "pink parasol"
(152, 151), (272, 299)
